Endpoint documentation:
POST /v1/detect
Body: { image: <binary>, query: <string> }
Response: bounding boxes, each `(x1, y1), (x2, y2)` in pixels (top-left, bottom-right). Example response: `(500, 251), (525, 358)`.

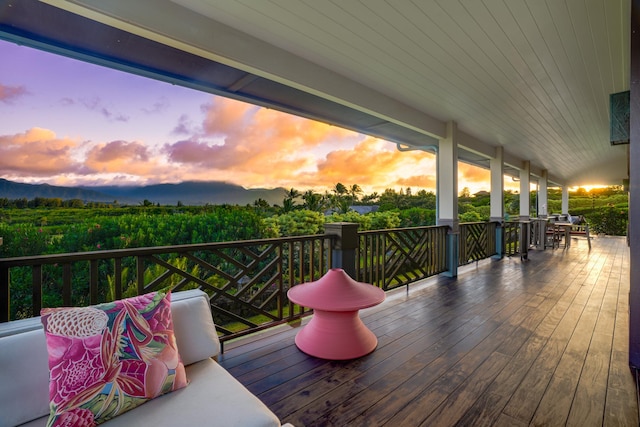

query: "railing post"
(440, 220), (459, 278)
(446, 230), (459, 277)
(324, 222), (359, 278)
(535, 218), (547, 250)
(0, 264), (8, 322)
(492, 219), (504, 259)
(519, 220), (530, 260)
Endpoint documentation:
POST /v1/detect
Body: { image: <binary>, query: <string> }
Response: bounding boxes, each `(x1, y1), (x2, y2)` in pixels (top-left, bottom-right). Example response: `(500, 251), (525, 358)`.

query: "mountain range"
(0, 179), (286, 206)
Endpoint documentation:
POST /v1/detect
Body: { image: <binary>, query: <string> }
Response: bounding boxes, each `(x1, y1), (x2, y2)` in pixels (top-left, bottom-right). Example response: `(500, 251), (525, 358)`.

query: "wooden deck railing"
(0, 235), (333, 341)
(503, 221), (523, 257)
(0, 221), (508, 340)
(458, 221), (497, 265)
(357, 225), (449, 290)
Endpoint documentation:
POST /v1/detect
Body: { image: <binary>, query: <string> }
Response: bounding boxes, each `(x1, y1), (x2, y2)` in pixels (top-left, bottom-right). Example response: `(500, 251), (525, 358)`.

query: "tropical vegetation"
(0, 184), (628, 258)
(0, 183), (627, 321)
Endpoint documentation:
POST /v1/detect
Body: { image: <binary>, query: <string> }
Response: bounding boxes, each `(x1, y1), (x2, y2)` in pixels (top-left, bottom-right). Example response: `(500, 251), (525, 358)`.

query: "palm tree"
(335, 198), (351, 214)
(349, 184), (363, 203)
(281, 197), (296, 213)
(361, 192), (379, 204)
(302, 190), (325, 212)
(285, 187), (301, 200)
(282, 188), (301, 212)
(333, 182), (348, 196)
(253, 198), (271, 214)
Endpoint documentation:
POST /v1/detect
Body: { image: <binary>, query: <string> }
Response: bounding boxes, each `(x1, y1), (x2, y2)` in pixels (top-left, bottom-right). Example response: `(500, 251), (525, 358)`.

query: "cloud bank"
(0, 96), (489, 193)
(0, 128), (82, 176)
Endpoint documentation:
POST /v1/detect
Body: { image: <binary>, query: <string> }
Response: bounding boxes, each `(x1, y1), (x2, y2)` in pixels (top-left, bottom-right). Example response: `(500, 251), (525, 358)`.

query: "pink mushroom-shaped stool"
(287, 268), (385, 360)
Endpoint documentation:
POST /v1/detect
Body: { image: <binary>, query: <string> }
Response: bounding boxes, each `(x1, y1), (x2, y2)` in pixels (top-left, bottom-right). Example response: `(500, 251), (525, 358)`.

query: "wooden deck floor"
(218, 236), (638, 426)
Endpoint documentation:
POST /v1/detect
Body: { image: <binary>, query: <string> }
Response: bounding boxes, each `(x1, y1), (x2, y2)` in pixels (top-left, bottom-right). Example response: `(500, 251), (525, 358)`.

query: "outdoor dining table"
(554, 222), (573, 248)
(287, 268), (385, 360)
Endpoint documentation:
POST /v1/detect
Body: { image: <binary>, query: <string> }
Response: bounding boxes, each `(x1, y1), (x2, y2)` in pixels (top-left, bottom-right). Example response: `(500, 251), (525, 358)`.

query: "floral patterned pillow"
(40, 292), (187, 427)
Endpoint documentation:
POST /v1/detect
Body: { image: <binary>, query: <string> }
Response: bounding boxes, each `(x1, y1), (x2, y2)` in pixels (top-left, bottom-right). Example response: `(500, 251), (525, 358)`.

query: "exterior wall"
(629, 0), (640, 368)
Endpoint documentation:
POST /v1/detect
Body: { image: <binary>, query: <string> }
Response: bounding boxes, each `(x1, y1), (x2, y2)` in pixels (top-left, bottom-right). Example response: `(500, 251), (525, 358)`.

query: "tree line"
(254, 183), (437, 214)
(0, 183), (628, 259)
(0, 197), (115, 209)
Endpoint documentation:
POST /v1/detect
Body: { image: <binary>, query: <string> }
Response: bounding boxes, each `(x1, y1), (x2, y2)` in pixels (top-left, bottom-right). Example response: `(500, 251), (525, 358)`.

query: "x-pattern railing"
(0, 236), (333, 341)
(1, 222), (506, 341)
(503, 221), (524, 257)
(358, 226), (448, 290)
(459, 222), (497, 265)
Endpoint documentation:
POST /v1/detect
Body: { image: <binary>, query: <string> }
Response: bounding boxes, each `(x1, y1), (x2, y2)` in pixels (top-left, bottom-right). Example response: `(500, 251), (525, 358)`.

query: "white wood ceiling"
(46, 0), (631, 186)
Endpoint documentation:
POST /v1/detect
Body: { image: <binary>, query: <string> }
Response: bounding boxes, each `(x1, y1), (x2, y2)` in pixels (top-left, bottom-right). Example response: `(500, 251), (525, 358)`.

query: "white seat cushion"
(19, 359), (282, 427)
(0, 329), (50, 427)
(171, 289), (221, 364)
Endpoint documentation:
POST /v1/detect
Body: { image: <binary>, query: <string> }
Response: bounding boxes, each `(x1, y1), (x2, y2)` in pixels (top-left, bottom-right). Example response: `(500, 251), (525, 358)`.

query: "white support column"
(533, 170), (550, 251)
(490, 146), (505, 259)
(562, 186), (569, 215)
(437, 122), (459, 229)
(490, 146), (504, 222)
(519, 161), (531, 221)
(437, 121), (459, 277)
(539, 170), (548, 218)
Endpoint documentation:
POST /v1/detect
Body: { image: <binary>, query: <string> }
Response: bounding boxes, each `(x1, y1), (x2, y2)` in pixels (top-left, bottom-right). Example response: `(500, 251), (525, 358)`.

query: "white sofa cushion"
(19, 359), (282, 427)
(171, 289), (221, 364)
(0, 329), (50, 427)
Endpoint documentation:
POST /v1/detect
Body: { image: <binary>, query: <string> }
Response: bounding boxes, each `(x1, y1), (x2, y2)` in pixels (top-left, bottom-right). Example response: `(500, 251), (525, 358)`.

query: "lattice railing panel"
(1, 235), (332, 342)
(459, 222), (497, 265)
(503, 221), (522, 257)
(358, 226), (448, 290)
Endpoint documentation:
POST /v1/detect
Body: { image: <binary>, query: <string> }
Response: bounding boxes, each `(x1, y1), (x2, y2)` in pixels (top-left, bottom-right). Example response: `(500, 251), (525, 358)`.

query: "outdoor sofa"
(0, 289), (293, 427)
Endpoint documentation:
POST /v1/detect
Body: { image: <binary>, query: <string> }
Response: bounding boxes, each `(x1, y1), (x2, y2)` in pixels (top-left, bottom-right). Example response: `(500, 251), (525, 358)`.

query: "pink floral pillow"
(40, 292), (187, 426)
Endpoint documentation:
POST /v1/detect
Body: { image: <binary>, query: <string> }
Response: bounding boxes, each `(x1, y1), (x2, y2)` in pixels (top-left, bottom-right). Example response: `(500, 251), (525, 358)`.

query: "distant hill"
(85, 181), (286, 206)
(0, 178), (115, 202)
(0, 179), (286, 206)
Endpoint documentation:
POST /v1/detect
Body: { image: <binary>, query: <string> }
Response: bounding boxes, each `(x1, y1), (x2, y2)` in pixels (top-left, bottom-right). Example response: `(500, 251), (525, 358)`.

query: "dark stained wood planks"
(219, 236), (638, 426)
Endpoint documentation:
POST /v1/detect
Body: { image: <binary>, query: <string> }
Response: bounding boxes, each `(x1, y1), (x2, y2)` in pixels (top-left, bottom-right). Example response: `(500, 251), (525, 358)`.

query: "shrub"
(459, 211), (482, 223)
(264, 210), (326, 236)
(398, 208), (435, 227)
(0, 224), (50, 257)
(326, 211), (401, 231)
(587, 206), (628, 236)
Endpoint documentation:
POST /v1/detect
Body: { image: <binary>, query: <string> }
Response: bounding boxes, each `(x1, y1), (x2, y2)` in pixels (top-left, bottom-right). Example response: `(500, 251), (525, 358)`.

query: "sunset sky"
(0, 39), (498, 196)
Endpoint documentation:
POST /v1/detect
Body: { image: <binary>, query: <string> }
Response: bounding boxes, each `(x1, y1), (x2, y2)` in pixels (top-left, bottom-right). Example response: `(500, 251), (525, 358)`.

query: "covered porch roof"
(0, 0), (631, 187)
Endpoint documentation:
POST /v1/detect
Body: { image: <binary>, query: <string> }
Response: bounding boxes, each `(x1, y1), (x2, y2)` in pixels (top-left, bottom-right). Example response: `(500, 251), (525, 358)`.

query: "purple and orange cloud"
(0, 96), (491, 194)
(0, 128), (81, 176)
(84, 140), (160, 176)
(459, 162), (490, 186)
(141, 97), (170, 114)
(165, 98), (356, 180)
(0, 83), (28, 103)
(312, 137), (436, 190)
